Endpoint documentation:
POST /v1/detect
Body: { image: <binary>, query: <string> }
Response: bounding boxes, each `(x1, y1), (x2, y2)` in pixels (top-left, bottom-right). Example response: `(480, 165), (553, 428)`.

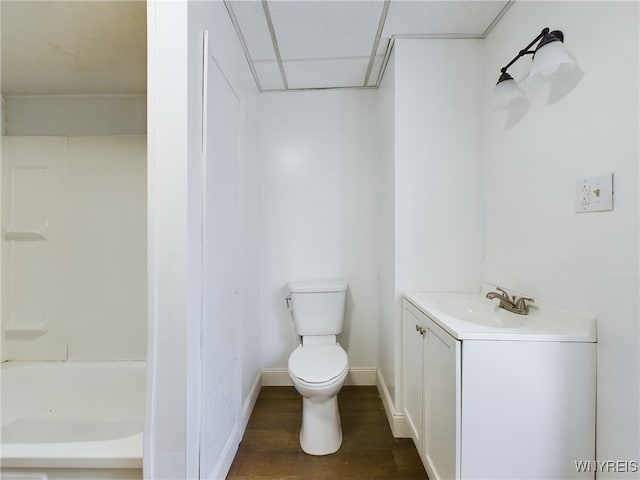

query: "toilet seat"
(288, 344), (348, 384)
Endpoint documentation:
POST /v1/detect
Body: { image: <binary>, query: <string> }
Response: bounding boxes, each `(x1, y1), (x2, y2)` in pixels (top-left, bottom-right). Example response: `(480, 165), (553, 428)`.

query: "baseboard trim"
(210, 423), (239, 480)
(260, 368), (292, 386)
(346, 367), (378, 385)
(212, 371), (262, 480)
(261, 367), (378, 387)
(241, 371), (262, 431)
(376, 369), (411, 438)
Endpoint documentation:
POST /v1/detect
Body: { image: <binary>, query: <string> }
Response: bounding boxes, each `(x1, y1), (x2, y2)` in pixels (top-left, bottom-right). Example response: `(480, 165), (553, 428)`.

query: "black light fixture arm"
(499, 28), (550, 75)
(494, 26), (575, 108)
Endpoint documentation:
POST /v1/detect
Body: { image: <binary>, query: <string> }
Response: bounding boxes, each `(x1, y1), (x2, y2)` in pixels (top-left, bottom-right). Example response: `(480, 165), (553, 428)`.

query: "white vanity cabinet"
(402, 294), (597, 480)
(403, 299), (461, 480)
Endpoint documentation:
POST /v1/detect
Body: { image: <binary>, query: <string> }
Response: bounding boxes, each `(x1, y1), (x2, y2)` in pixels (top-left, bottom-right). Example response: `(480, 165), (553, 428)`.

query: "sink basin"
(433, 297), (523, 328)
(404, 288), (597, 342)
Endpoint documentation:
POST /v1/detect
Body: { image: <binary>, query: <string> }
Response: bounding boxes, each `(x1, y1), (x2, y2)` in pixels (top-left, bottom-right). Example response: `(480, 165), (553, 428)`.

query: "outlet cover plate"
(575, 173), (613, 213)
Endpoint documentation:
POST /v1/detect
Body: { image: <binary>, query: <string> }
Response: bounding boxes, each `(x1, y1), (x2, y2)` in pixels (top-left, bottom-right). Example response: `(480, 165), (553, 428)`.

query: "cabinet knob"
(415, 325), (426, 336)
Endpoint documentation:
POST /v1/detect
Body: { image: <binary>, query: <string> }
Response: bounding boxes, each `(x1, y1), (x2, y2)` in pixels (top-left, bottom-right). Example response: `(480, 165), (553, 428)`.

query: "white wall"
(1, 96), (5, 134)
(145, 0), (261, 478)
(1, 135), (146, 361)
(199, 59), (241, 480)
(239, 93), (263, 404)
(377, 50), (396, 405)
(255, 89), (381, 372)
(190, 1), (262, 477)
(390, 38), (485, 409)
(483, 2), (639, 473)
(3, 95), (146, 136)
(145, 2), (189, 477)
(394, 38), (484, 293)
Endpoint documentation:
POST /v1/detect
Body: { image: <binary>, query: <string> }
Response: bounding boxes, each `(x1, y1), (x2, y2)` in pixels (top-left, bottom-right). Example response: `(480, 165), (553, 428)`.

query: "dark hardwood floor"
(226, 386), (429, 480)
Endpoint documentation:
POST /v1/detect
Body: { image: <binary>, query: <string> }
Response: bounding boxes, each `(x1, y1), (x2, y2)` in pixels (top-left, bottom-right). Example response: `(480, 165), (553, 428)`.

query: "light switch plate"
(575, 173), (613, 213)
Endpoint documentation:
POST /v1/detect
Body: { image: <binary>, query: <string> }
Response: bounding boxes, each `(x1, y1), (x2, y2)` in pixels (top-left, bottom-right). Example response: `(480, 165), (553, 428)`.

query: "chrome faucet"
(486, 287), (534, 315)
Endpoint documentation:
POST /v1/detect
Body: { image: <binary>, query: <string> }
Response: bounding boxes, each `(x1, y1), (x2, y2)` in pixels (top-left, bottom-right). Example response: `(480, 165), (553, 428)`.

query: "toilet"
(286, 279), (349, 455)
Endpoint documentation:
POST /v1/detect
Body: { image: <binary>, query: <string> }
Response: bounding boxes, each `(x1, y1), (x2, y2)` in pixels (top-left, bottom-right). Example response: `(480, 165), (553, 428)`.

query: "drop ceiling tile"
(228, 1), (277, 61)
(382, 1), (509, 38)
(366, 56), (385, 87)
(267, 0), (385, 60)
(254, 61), (285, 90)
(284, 57), (370, 89)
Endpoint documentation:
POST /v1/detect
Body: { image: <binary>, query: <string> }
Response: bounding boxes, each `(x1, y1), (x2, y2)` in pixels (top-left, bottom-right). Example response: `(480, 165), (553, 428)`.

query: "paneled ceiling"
(1, 0), (512, 95)
(1, 1), (146, 95)
(226, 0), (512, 91)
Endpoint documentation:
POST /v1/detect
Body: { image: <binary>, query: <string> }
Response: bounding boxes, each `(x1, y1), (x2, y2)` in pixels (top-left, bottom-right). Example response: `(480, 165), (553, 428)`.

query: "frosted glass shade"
(527, 40), (576, 84)
(493, 77), (526, 110)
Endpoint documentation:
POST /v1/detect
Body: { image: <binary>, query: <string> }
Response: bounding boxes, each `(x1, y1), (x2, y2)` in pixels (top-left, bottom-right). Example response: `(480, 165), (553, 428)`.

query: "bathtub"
(1, 361), (145, 480)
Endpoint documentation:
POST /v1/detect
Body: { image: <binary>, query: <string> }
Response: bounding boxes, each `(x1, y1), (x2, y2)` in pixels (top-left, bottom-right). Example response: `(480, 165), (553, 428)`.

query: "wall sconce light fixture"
(493, 28), (576, 110)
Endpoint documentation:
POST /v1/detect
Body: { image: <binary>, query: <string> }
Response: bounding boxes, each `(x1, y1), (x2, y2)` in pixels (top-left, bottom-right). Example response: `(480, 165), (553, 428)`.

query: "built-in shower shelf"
(4, 231), (46, 241)
(5, 320), (49, 333)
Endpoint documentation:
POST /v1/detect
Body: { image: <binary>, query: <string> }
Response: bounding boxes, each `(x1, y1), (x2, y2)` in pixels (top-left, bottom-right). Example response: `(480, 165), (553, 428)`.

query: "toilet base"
(299, 395), (342, 455)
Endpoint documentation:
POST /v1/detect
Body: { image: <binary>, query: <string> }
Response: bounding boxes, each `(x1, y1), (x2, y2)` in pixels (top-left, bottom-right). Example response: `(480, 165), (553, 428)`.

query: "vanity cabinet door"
(402, 299), (462, 480)
(424, 315), (461, 480)
(402, 301), (426, 451)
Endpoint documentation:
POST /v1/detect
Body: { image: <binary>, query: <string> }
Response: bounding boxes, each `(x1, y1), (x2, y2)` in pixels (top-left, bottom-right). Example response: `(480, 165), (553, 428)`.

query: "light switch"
(575, 173), (613, 213)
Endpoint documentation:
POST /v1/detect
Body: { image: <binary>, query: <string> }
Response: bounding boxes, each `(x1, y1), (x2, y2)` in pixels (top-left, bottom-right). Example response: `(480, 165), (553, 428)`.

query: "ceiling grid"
(261, 0), (289, 89)
(226, 0), (513, 92)
(363, 0), (391, 87)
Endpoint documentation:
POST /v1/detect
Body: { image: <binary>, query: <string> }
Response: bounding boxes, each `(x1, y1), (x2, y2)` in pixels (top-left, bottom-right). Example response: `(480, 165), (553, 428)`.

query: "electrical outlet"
(575, 174), (613, 213)
(579, 183), (590, 205)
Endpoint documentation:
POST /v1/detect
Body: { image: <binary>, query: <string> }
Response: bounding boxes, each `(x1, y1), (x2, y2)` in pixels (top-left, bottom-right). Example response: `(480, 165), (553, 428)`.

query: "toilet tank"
(288, 279), (347, 336)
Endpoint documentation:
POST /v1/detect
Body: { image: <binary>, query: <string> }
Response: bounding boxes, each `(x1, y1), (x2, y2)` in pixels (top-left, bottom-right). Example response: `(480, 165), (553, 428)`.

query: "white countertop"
(404, 287), (596, 342)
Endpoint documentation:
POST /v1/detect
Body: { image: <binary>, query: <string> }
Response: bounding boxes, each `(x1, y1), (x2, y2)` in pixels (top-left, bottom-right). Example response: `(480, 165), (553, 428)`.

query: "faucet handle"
(496, 287), (513, 300)
(514, 296), (534, 310)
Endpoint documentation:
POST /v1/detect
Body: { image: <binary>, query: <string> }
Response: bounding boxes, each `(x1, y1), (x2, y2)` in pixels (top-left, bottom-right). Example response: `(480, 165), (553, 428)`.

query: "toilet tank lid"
(288, 279), (347, 293)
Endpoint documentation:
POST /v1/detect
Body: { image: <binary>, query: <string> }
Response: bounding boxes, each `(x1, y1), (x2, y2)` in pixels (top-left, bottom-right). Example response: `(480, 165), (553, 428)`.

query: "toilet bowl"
(288, 343), (349, 455)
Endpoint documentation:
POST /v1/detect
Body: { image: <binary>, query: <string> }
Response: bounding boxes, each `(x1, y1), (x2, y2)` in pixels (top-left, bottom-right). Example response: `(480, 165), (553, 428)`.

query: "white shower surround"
(0, 131), (148, 478)
(1, 135), (147, 361)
